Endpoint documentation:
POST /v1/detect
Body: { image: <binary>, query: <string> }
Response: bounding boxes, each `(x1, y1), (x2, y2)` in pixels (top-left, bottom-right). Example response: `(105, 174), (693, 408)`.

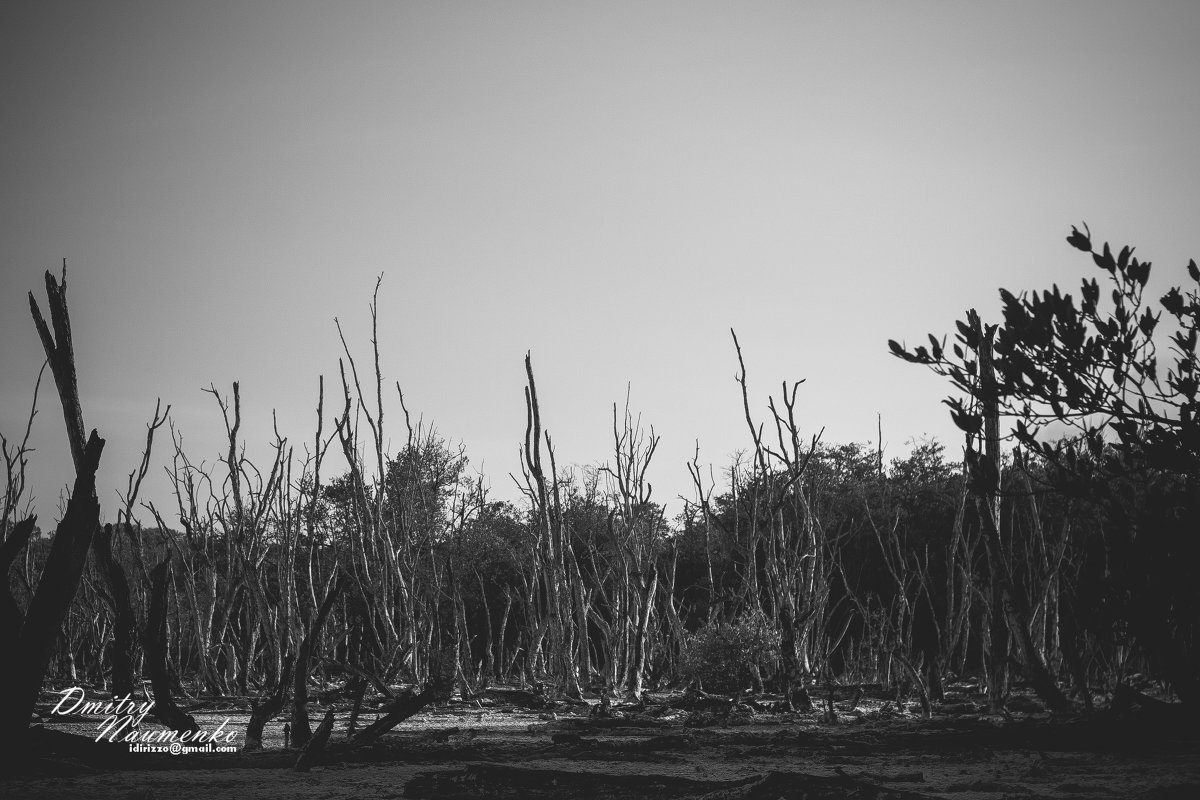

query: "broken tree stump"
(293, 708), (335, 772)
(145, 558), (199, 735)
(244, 655), (294, 751)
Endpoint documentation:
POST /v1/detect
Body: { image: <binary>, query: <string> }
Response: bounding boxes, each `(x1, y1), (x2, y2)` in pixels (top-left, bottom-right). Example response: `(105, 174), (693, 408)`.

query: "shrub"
(679, 610), (780, 693)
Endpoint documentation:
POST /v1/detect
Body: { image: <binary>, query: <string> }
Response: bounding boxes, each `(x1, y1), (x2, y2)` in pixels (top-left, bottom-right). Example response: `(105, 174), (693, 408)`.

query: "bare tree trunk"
(93, 524), (137, 698)
(629, 567), (658, 696)
(293, 708), (335, 772)
(245, 655), (294, 751)
(2, 441), (103, 746)
(496, 588), (513, 682)
(778, 594), (802, 706)
(2, 271), (106, 750)
(893, 649), (931, 717)
(976, 322), (1071, 713)
(1058, 590), (1093, 711)
(476, 571), (494, 684)
(352, 645), (455, 745)
(146, 559), (199, 733)
(0, 518), (38, 650)
(292, 573), (344, 749)
(976, 322), (1010, 714)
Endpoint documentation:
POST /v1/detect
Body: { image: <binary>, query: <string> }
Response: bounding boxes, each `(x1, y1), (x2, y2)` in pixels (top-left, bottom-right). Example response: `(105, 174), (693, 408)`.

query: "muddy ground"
(3, 685), (1198, 799)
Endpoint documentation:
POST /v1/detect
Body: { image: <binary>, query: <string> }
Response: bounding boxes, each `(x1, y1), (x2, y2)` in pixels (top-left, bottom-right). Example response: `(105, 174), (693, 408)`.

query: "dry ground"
(3, 687), (1198, 799)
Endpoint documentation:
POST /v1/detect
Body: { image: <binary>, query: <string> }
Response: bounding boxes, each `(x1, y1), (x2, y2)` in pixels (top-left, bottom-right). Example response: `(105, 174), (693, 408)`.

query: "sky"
(2, 1), (1199, 526)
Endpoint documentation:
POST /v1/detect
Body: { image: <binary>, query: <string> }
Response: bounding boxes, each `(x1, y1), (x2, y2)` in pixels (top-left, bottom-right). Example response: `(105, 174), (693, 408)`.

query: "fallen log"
(1111, 683), (1188, 725)
(564, 716), (668, 730)
(467, 687), (555, 710)
(351, 645), (455, 746)
(351, 685), (440, 746)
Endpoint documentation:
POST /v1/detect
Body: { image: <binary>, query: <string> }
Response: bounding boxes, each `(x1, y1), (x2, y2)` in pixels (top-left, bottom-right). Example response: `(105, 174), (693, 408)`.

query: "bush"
(679, 610), (780, 693)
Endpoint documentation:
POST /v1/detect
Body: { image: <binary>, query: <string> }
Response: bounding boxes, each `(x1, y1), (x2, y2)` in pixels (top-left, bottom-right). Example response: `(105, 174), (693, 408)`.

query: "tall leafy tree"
(890, 225), (1200, 705)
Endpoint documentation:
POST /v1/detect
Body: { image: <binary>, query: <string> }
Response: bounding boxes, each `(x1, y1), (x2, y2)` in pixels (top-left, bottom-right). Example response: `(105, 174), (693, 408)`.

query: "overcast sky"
(3, 1), (1199, 524)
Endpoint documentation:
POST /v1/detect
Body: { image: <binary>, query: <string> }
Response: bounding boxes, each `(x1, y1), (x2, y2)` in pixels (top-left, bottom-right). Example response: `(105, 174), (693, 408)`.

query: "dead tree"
(145, 558), (199, 733)
(93, 524), (136, 697)
(598, 397), (663, 696)
(1, 269), (105, 750)
(291, 572), (345, 748)
(245, 654), (294, 751)
(85, 401), (167, 698)
(351, 644), (456, 745)
(731, 330), (826, 708)
(517, 353), (585, 695)
(293, 708), (335, 772)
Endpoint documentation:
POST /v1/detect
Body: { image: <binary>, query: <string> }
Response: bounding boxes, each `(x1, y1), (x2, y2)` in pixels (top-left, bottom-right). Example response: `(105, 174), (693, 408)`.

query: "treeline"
(2, 225), (1198, 746)
(21, 416), (1192, 711)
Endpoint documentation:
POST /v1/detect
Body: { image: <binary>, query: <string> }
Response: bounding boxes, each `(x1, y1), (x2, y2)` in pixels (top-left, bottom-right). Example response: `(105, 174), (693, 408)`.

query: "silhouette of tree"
(890, 224), (1200, 705)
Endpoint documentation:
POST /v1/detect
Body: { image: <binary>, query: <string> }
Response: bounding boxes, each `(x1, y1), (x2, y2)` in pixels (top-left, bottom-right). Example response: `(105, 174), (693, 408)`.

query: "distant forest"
(2, 224), (1197, 746)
